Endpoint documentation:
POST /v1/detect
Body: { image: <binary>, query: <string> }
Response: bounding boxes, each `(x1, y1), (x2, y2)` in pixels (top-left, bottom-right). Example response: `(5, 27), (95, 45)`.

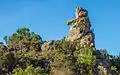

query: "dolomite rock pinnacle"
(66, 7), (95, 47)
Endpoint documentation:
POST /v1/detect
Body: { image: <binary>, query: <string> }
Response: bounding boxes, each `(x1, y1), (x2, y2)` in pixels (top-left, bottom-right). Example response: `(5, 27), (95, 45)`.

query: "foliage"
(49, 40), (76, 75)
(12, 63), (47, 75)
(0, 28), (45, 75)
(111, 66), (117, 71)
(4, 28), (44, 61)
(0, 6), (120, 75)
(0, 26), (119, 75)
(0, 43), (16, 75)
(42, 38), (96, 75)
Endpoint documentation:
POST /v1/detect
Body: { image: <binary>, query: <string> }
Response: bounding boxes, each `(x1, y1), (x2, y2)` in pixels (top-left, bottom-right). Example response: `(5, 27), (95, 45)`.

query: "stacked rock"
(66, 7), (95, 47)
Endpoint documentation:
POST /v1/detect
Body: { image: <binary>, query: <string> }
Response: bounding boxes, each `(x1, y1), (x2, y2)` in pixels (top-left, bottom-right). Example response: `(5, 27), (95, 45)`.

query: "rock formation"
(41, 40), (56, 51)
(65, 7), (119, 75)
(41, 7), (120, 75)
(66, 7), (95, 48)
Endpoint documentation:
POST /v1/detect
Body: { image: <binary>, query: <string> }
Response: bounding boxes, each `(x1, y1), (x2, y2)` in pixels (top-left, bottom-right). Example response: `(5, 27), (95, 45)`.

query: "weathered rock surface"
(66, 7), (95, 47)
(41, 40), (56, 50)
(95, 50), (119, 75)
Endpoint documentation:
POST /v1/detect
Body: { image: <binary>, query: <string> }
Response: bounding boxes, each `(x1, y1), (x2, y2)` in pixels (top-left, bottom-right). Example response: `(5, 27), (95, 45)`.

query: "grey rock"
(65, 7), (94, 47)
(41, 40), (56, 51)
(65, 27), (83, 41)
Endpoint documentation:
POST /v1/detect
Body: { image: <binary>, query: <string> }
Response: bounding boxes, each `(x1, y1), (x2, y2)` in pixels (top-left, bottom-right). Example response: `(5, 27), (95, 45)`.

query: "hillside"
(0, 7), (120, 75)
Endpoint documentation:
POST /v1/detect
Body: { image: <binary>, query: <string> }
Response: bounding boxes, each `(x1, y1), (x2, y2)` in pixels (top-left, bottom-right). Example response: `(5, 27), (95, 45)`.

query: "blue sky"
(0, 0), (120, 55)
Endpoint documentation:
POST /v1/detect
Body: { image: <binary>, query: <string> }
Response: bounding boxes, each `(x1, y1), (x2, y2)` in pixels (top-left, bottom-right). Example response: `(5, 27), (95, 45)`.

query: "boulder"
(41, 40), (56, 51)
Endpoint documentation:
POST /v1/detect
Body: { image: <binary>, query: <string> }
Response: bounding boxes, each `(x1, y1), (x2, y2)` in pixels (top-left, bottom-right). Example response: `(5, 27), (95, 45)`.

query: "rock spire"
(66, 7), (95, 47)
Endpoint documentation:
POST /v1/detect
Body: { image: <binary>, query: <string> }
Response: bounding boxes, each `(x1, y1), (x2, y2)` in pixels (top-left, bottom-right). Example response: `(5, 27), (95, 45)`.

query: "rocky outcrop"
(65, 7), (119, 75)
(40, 7), (119, 75)
(41, 40), (56, 51)
(95, 50), (119, 75)
(65, 7), (95, 47)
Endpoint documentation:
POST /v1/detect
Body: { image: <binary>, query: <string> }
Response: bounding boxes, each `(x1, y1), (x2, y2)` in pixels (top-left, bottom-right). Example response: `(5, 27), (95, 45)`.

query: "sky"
(0, 0), (120, 55)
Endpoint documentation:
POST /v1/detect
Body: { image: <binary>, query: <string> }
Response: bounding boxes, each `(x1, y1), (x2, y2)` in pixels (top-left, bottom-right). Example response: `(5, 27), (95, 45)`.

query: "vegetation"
(0, 7), (120, 75)
(0, 28), (120, 75)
